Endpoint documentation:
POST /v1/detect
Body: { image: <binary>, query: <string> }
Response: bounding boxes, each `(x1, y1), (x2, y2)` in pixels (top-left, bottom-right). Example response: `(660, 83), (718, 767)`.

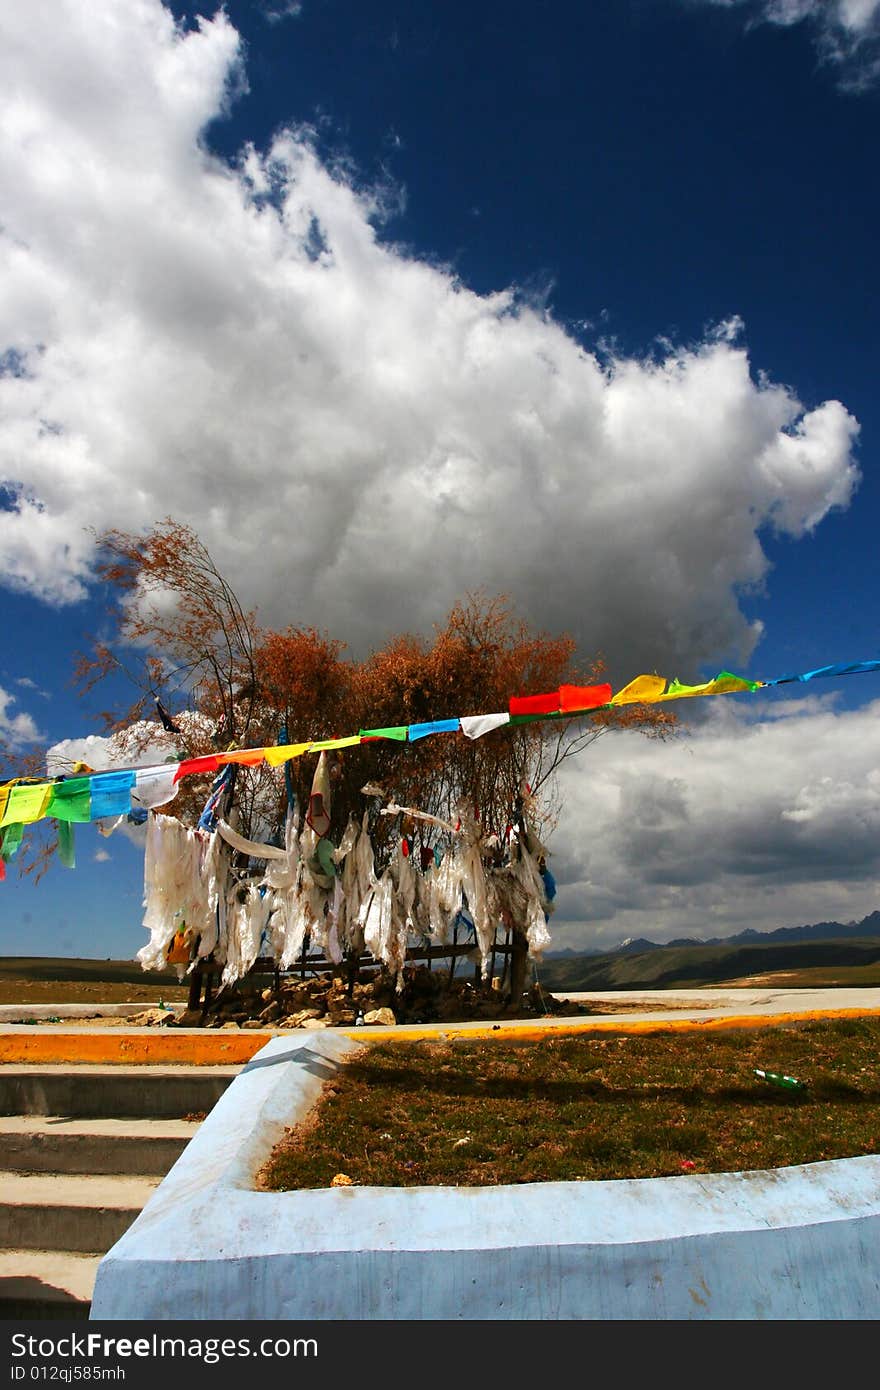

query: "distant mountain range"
(546, 910), (880, 958)
(538, 910), (880, 992)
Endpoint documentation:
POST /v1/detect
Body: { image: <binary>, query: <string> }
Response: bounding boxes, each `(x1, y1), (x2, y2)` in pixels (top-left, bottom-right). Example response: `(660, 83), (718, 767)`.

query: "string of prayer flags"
(4, 653), (880, 855)
(761, 659), (880, 687)
(510, 683), (612, 718)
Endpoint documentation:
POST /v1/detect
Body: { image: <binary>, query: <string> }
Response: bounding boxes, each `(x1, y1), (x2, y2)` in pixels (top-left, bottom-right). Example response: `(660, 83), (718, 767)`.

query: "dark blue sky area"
(3, 0), (878, 958)
(169, 0), (878, 688)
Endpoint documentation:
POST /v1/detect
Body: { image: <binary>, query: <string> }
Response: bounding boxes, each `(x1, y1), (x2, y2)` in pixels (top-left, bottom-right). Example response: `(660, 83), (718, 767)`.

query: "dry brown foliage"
(15, 520), (677, 880)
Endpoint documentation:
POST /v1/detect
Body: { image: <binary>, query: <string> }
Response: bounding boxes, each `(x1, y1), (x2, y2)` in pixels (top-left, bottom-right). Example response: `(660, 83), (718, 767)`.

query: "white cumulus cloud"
(688, 0), (880, 89)
(0, 0), (860, 687)
(551, 694), (880, 950)
(0, 685), (43, 749)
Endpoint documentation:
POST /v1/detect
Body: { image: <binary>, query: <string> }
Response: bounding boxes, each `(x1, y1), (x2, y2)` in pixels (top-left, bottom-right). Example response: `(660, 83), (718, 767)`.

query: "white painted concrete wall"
(91, 1033), (880, 1321)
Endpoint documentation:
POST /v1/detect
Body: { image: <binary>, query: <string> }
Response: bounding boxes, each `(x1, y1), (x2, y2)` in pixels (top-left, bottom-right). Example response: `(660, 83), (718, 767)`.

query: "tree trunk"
(506, 927), (529, 1010)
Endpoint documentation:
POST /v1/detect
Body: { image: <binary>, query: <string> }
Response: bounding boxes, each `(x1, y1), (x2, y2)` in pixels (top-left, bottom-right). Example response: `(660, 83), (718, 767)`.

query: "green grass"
(256, 1017), (880, 1190)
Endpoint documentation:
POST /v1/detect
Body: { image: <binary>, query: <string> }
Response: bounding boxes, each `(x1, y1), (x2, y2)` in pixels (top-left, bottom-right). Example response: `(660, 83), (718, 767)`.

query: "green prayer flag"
(56, 819), (76, 869)
(47, 778), (93, 823)
(1, 823), (24, 860)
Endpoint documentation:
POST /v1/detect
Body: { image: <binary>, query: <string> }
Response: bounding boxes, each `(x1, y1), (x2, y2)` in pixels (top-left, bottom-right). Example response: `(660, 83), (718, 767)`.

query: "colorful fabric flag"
(308, 735), (362, 751)
(47, 777), (93, 823)
(656, 671), (760, 701)
(305, 751), (332, 836)
(610, 674), (668, 705)
(56, 819), (76, 868)
(459, 712), (510, 739)
(173, 755), (221, 783)
(558, 683), (612, 713)
(264, 742), (313, 766)
(89, 771), (136, 821)
(131, 765), (180, 811)
(408, 719), (460, 741)
(358, 726), (409, 742)
(762, 660), (880, 687)
(509, 691), (560, 716)
(217, 748), (266, 766)
(197, 762), (237, 834)
(1, 822), (25, 859)
(0, 782), (52, 827)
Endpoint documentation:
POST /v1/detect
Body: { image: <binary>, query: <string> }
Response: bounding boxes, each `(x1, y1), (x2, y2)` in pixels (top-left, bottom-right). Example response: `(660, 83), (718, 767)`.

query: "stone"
(259, 1002), (282, 1022)
(241, 1019), (268, 1029)
(280, 987), (312, 1011)
(286, 1008), (323, 1027)
(174, 1008), (205, 1028)
(362, 1007), (396, 1027)
(128, 1007), (177, 1027)
(328, 1008), (357, 1026)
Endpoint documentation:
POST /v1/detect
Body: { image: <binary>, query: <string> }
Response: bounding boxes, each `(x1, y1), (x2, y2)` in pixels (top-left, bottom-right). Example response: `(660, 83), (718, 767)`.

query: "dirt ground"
(0, 994), (711, 1026)
(0, 979), (190, 1006)
(0, 957), (792, 1027)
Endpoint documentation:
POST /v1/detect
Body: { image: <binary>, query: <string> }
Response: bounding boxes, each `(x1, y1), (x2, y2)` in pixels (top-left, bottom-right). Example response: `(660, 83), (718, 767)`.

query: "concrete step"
(0, 1115), (201, 1175)
(0, 1250), (99, 1319)
(0, 1171), (161, 1253)
(0, 1064), (240, 1118)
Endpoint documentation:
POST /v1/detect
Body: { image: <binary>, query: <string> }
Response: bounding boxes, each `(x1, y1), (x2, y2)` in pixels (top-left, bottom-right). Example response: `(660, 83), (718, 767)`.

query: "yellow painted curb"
(0, 1030), (274, 1066)
(337, 1006), (880, 1045)
(1, 1007), (878, 1065)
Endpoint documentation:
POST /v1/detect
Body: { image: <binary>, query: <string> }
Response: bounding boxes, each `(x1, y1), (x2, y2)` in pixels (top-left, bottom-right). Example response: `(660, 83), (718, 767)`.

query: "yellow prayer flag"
(609, 674), (668, 705)
(0, 782), (52, 827)
(264, 742), (314, 767)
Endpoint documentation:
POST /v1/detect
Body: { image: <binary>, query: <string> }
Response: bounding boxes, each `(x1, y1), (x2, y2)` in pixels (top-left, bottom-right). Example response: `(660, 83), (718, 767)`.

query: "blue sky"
(1, 0), (879, 959)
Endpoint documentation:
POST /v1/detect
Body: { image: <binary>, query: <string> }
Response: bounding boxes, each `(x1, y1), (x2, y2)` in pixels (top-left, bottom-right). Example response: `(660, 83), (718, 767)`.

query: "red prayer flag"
(558, 682), (612, 713)
(508, 691), (561, 716)
(173, 755), (221, 783)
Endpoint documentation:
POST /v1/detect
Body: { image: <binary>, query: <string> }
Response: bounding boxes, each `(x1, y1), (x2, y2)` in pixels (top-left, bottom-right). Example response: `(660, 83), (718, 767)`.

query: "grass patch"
(256, 1017), (880, 1190)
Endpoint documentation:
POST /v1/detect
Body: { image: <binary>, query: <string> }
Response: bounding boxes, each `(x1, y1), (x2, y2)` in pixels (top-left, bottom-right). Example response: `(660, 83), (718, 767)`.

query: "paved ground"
(2, 987), (879, 1061)
(551, 985), (880, 1021)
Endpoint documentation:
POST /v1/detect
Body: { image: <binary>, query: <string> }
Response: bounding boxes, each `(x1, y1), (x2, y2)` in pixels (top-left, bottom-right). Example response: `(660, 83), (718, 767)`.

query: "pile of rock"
(171, 964), (583, 1030)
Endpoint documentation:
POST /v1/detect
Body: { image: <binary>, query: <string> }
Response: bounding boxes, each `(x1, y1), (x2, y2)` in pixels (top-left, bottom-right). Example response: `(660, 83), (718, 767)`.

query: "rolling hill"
(537, 934), (880, 992)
